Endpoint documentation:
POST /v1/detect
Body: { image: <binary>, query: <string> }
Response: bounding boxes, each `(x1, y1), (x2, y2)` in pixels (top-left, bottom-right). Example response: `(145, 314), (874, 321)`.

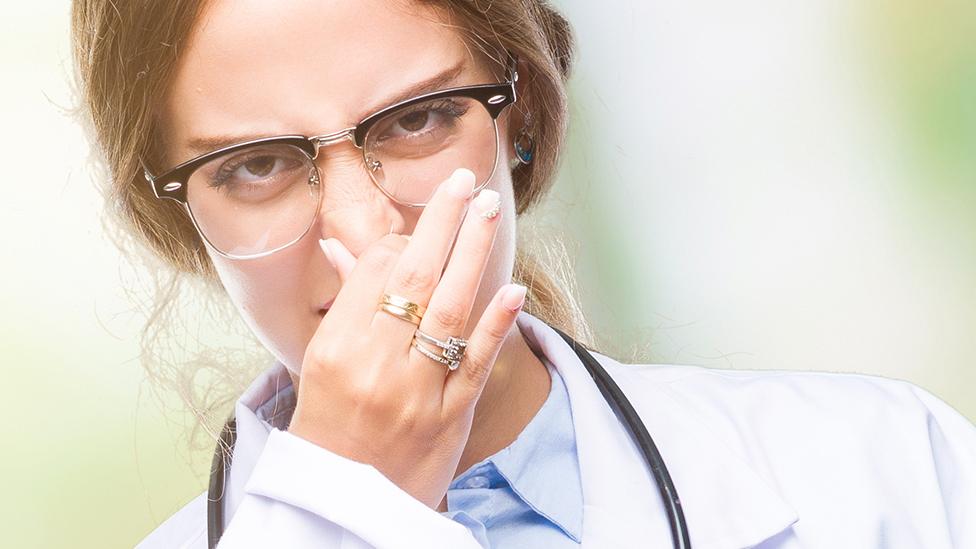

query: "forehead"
(160, 0), (490, 165)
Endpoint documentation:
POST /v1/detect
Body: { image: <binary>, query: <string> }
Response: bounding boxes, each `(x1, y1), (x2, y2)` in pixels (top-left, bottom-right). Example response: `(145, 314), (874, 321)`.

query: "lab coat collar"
(515, 312), (800, 549)
(225, 362), (295, 524)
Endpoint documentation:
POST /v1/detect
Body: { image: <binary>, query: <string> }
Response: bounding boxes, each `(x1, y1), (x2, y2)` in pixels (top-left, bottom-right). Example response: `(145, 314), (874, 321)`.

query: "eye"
(396, 110), (432, 133)
(373, 98), (470, 145)
(239, 156), (277, 178)
(209, 146), (306, 190)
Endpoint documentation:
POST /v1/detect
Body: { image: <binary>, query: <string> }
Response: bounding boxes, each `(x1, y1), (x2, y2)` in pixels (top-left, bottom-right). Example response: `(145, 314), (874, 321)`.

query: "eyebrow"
(183, 61), (467, 157)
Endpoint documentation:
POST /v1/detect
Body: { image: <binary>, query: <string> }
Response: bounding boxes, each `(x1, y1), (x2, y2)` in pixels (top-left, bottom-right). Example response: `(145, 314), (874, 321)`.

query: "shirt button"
(462, 475), (490, 489)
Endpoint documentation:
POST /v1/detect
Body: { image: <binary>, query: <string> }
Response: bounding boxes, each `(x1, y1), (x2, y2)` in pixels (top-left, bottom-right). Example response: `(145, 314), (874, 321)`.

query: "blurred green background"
(2, 1), (973, 547)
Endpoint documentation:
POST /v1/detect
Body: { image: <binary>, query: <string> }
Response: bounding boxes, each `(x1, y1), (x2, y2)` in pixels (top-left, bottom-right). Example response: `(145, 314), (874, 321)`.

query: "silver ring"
(411, 329), (468, 371)
(414, 329), (466, 351)
(412, 339), (458, 371)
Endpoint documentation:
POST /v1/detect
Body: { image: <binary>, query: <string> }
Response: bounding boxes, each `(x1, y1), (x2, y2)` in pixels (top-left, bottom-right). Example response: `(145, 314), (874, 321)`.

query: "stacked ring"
(411, 328), (468, 371)
(378, 294), (425, 326)
(383, 294), (427, 317)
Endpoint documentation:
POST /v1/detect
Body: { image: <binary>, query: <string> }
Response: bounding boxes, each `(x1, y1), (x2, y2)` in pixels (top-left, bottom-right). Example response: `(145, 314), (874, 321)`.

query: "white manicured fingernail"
(501, 284), (527, 311)
(319, 238), (336, 267)
(473, 189), (501, 220)
(446, 168), (476, 198)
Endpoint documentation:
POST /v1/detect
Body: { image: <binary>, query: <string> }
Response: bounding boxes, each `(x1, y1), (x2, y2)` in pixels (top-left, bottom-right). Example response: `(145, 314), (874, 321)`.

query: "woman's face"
(160, 0), (520, 374)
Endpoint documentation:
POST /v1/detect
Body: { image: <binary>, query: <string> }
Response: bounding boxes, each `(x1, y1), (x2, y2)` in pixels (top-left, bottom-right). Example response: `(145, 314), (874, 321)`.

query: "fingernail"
(501, 284), (527, 311)
(473, 189), (501, 220)
(319, 238), (336, 267)
(446, 168), (476, 198)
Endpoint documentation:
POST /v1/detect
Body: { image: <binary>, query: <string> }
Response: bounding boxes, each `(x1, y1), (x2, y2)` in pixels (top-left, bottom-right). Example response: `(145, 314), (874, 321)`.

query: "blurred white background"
(2, 1), (973, 547)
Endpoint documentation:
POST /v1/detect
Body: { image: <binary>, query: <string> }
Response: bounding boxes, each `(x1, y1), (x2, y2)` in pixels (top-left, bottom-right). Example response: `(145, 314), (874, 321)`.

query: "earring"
(513, 126), (535, 165)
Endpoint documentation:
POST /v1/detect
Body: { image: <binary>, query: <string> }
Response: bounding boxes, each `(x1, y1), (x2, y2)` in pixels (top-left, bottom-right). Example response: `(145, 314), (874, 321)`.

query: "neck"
(455, 320), (551, 475)
(431, 320), (550, 511)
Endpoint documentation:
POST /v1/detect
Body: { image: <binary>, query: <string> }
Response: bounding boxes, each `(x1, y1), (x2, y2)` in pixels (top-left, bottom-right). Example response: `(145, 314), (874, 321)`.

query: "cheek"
(210, 240), (329, 373)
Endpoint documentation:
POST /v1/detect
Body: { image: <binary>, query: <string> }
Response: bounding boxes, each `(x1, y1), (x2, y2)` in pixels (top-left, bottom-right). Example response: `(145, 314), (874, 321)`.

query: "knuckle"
(430, 304), (467, 329)
(392, 264), (437, 296)
(304, 339), (342, 374)
(455, 338), (498, 394)
(396, 402), (427, 433)
(378, 232), (409, 251)
(351, 376), (387, 409)
(461, 356), (490, 389)
(468, 231), (495, 256)
(361, 242), (401, 274)
(482, 320), (512, 345)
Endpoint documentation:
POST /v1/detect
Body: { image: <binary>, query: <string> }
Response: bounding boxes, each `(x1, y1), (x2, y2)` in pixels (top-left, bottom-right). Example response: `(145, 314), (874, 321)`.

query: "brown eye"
(397, 111), (430, 132)
(207, 145), (308, 190)
(244, 156), (276, 177)
(369, 98), (470, 149)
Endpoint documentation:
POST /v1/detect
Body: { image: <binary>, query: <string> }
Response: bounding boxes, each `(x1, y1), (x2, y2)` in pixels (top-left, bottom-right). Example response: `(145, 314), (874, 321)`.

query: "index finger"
(317, 234), (409, 332)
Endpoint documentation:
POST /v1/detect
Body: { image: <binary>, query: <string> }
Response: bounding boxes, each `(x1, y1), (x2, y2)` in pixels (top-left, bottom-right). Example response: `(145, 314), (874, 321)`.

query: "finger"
(372, 168), (476, 342)
(412, 187), (500, 372)
(317, 234), (408, 331)
(423, 188), (501, 328)
(320, 238), (357, 283)
(443, 283), (526, 409)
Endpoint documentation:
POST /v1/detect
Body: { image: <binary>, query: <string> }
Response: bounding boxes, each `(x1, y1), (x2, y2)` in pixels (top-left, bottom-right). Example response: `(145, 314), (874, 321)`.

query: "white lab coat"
(138, 311), (976, 548)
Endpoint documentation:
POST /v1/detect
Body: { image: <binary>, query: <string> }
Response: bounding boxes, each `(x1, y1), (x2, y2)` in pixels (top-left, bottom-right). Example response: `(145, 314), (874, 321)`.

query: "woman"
(71, 1), (976, 548)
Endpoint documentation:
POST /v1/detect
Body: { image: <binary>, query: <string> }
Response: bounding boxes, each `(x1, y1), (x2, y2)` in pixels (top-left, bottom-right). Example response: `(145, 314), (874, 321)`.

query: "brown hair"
(71, 0), (593, 436)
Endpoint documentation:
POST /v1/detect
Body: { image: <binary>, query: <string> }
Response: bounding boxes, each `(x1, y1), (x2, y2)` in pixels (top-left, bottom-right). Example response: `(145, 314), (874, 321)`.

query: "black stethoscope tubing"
(207, 325), (691, 549)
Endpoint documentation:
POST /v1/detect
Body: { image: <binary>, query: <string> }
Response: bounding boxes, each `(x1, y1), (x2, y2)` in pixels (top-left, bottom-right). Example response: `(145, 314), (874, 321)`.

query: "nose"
(310, 134), (410, 257)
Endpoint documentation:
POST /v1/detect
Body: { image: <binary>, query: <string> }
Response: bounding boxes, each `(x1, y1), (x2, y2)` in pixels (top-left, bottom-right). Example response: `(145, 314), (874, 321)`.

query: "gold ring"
(378, 303), (423, 326)
(382, 294), (427, 317)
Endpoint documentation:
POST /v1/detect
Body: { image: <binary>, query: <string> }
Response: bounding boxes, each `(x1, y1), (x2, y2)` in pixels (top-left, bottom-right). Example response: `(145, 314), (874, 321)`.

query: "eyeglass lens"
(183, 95), (499, 258)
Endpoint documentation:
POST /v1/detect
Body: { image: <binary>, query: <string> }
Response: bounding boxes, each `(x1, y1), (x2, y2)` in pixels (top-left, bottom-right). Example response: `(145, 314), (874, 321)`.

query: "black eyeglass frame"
(142, 54), (520, 208)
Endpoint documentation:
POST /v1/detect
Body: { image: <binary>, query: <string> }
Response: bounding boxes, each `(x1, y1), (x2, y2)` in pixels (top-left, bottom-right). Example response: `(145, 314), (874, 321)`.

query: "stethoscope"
(206, 324), (691, 549)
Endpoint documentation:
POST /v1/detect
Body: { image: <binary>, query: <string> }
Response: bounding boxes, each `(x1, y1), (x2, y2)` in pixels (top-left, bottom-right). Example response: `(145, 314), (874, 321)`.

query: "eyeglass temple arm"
(140, 158), (193, 204)
(506, 52), (520, 83)
(139, 159), (163, 198)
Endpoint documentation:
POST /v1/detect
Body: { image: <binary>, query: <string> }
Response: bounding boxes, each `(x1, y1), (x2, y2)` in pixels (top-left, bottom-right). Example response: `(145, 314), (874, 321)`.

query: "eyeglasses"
(143, 55), (519, 260)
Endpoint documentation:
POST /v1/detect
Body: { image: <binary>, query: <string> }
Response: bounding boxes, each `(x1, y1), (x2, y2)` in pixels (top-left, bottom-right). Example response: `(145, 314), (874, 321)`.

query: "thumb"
(319, 238), (357, 283)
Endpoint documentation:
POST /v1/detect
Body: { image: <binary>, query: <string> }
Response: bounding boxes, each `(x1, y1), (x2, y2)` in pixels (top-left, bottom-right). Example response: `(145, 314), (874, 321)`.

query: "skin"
(160, 0), (551, 511)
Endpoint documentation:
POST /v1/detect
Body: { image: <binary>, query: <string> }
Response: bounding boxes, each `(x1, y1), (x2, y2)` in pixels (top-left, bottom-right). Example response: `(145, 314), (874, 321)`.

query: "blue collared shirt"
(440, 357), (584, 547)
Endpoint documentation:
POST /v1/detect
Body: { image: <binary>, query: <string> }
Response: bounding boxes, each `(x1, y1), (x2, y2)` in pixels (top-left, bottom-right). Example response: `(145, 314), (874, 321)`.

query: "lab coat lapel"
(516, 312), (799, 549)
(224, 363), (294, 530)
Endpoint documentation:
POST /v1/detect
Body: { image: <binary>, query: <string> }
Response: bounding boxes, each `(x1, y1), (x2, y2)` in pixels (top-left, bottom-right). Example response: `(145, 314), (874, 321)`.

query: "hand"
(288, 168), (527, 510)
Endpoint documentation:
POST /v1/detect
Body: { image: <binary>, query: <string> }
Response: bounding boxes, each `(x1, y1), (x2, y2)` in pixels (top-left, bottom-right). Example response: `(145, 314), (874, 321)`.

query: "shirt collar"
(449, 355), (584, 542)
